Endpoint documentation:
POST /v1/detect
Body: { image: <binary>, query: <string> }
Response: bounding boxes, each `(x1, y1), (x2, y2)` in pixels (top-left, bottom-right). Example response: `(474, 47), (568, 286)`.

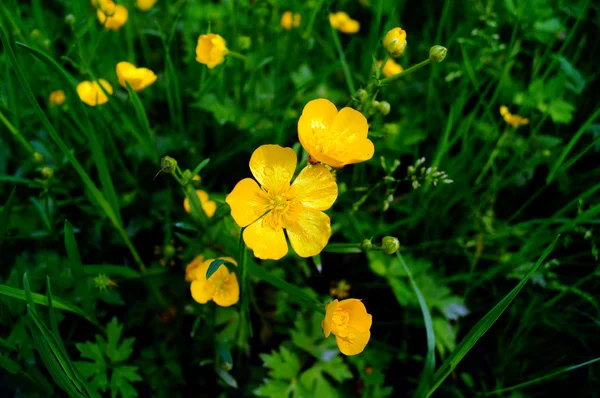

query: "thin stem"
(0, 109), (35, 155)
(228, 51), (247, 61)
(378, 59), (431, 85)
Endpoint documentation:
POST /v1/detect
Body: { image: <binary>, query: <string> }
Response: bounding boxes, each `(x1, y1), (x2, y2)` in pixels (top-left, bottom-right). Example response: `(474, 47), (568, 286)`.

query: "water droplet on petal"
(264, 166), (274, 176)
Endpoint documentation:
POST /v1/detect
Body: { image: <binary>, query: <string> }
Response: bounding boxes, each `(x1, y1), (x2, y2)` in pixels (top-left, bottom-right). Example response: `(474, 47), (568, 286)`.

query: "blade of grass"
(0, 109), (35, 155)
(425, 235), (560, 397)
(64, 220), (84, 277)
(330, 26), (356, 95)
(125, 81), (155, 153)
(0, 186), (16, 252)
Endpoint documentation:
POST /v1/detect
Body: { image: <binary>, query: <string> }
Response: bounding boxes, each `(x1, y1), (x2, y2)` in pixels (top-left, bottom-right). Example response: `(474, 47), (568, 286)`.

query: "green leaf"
(64, 220), (84, 277)
(104, 318), (135, 363)
(425, 235), (560, 397)
(0, 186), (16, 252)
(0, 352), (21, 374)
(259, 346), (301, 381)
(320, 356), (352, 382)
(547, 99), (575, 124)
(206, 259), (232, 279)
(191, 158), (211, 176)
(125, 81), (155, 153)
(110, 365), (142, 398)
(216, 368), (238, 388)
(254, 379), (290, 397)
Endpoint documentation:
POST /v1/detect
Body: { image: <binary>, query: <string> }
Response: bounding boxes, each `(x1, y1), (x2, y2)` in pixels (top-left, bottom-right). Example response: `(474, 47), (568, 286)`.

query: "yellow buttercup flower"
(322, 299), (372, 356)
(226, 145), (338, 260)
(76, 79), (113, 106)
(184, 189), (217, 217)
(49, 90), (66, 106)
(97, 4), (128, 31)
(195, 34), (229, 69)
(298, 99), (374, 168)
(136, 0), (157, 11)
(91, 0), (114, 12)
(188, 257), (239, 307)
(116, 61), (157, 92)
(377, 59), (403, 77)
(383, 27), (407, 58)
(329, 12), (360, 34)
(185, 254), (205, 282)
(281, 11), (301, 30)
(500, 105), (529, 127)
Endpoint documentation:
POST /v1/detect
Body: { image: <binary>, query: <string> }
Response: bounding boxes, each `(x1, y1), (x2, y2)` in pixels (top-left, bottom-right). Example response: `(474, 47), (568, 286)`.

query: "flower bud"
(356, 88), (368, 102)
(361, 239), (373, 251)
(161, 156), (178, 174)
(41, 167), (54, 179)
(383, 27), (407, 58)
(381, 236), (400, 255)
(181, 169), (193, 182)
(378, 101), (391, 115)
(65, 14), (76, 25)
(30, 29), (41, 40)
(237, 35), (252, 50)
(33, 152), (44, 163)
(429, 45), (447, 63)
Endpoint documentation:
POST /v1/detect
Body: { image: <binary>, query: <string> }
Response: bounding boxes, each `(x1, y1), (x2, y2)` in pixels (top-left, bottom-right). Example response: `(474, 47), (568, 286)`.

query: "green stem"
(228, 51), (247, 61)
(378, 59), (431, 85)
(0, 109), (35, 155)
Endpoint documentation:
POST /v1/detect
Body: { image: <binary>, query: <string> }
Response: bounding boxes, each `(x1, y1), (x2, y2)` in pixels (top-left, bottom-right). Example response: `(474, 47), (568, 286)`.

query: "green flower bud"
(356, 88), (369, 102)
(181, 169), (193, 182)
(378, 101), (391, 115)
(65, 14), (76, 25)
(361, 239), (373, 251)
(381, 236), (400, 255)
(161, 156), (178, 174)
(33, 152), (44, 163)
(429, 45), (447, 63)
(163, 244), (176, 259)
(41, 167), (54, 179)
(237, 36), (252, 50)
(30, 29), (41, 40)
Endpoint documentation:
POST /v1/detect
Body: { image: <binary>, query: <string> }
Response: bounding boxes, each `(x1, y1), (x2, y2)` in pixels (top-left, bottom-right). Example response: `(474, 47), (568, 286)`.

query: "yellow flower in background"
(185, 254), (204, 282)
(322, 299), (372, 356)
(383, 27), (407, 58)
(195, 34), (229, 69)
(377, 59), (403, 77)
(226, 145), (338, 260)
(136, 0), (157, 11)
(500, 105), (529, 127)
(49, 90), (66, 106)
(116, 61), (157, 92)
(76, 79), (113, 106)
(97, 4), (128, 31)
(298, 99), (374, 168)
(188, 257), (239, 307)
(281, 11), (301, 30)
(91, 0), (114, 12)
(183, 189), (217, 217)
(329, 12), (360, 34)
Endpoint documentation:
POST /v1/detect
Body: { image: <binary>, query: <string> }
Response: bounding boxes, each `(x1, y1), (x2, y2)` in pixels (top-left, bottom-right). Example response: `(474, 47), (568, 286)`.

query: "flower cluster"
(407, 157), (453, 190)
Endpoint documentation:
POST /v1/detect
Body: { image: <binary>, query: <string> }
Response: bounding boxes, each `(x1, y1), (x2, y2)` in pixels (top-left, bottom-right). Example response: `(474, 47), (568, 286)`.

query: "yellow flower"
(298, 99), (374, 168)
(377, 59), (403, 78)
(322, 299), (372, 356)
(91, 0), (114, 12)
(499, 105), (529, 127)
(383, 27), (407, 58)
(136, 0), (157, 11)
(185, 254), (204, 282)
(97, 4), (128, 31)
(76, 79), (113, 106)
(226, 145), (338, 260)
(116, 61), (157, 92)
(188, 257), (239, 307)
(49, 90), (66, 106)
(329, 12), (360, 34)
(183, 189), (217, 217)
(195, 34), (229, 69)
(281, 11), (301, 30)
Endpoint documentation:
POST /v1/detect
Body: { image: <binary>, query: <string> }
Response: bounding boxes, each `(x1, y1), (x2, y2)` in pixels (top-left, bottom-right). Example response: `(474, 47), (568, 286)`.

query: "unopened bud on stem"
(381, 236), (400, 255)
(429, 45), (447, 63)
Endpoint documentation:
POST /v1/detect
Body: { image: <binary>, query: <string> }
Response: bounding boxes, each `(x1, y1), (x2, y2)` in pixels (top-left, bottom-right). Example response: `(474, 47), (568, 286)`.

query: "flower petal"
(284, 203), (331, 257)
(243, 216), (288, 260)
(191, 279), (214, 304)
(322, 299), (339, 338)
(249, 145), (297, 192)
(335, 330), (370, 356)
(344, 138), (375, 165)
(298, 99), (338, 156)
(330, 107), (369, 141)
(289, 164), (338, 211)
(340, 299), (372, 333)
(185, 254), (205, 282)
(226, 178), (270, 227)
(212, 273), (240, 307)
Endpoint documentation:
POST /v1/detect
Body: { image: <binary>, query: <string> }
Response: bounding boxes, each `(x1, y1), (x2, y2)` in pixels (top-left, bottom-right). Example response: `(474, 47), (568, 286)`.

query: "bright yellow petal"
(190, 279), (214, 304)
(226, 178), (270, 227)
(322, 299), (339, 338)
(185, 254), (205, 282)
(243, 216), (288, 260)
(330, 107), (369, 140)
(212, 273), (239, 307)
(249, 145), (296, 192)
(203, 200), (217, 218)
(289, 164), (337, 211)
(344, 138), (375, 165)
(116, 61), (135, 87)
(342, 20), (360, 34)
(283, 203), (331, 258)
(336, 330), (370, 356)
(340, 299), (372, 333)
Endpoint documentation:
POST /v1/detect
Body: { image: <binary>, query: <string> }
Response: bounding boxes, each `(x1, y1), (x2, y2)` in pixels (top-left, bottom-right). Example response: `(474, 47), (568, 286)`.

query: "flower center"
(262, 188), (294, 230)
(309, 121), (351, 158)
(332, 309), (349, 327)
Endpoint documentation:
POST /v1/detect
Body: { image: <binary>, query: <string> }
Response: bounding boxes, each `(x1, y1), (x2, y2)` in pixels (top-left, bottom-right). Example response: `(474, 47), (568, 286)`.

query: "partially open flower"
(183, 189), (217, 218)
(76, 79), (113, 106)
(116, 61), (157, 92)
(185, 254), (204, 282)
(377, 59), (403, 78)
(97, 3), (128, 31)
(281, 11), (301, 30)
(383, 27), (407, 58)
(195, 34), (229, 69)
(49, 90), (66, 106)
(298, 99), (374, 168)
(322, 299), (372, 355)
(329, 12), (360, 34)
(136, 0), (157, 12)
(188, 257), (239, 307)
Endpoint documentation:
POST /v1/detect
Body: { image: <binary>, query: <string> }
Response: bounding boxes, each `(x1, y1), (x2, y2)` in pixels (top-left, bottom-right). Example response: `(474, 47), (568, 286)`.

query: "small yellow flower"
(377, 59), (403, 77)
(298, 99), (374, 168)
(383, 27), (407, 58)
(76, 79), (113, 106)
(322, 299), (372, 356)
(188, 257), (239, 307)
(226, 145), (338, 260)
(183, 189), (217, 217)
(91, 0), (114, 12)
(281, 11), (301, 30)
(97, 4), (128, 31)
(49, 90), (66, 106)
(499, 105), (529, 127)
(116, 61), (157, 92)
(185, 254), (205, 282)
(329, 12), (360, 34)
(136, 0), (157, 11)
(195, 34), (229, 69)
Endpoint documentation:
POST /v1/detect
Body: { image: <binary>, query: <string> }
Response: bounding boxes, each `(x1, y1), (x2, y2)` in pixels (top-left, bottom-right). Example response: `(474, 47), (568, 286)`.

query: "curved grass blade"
(192, 158), (210, 176)
(125, 81), (155, 153)
(64, 220), (83, 277)
(396, 252), (436, 398)
(425, 235), (560, 397)
(0, 186), (16, 252)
